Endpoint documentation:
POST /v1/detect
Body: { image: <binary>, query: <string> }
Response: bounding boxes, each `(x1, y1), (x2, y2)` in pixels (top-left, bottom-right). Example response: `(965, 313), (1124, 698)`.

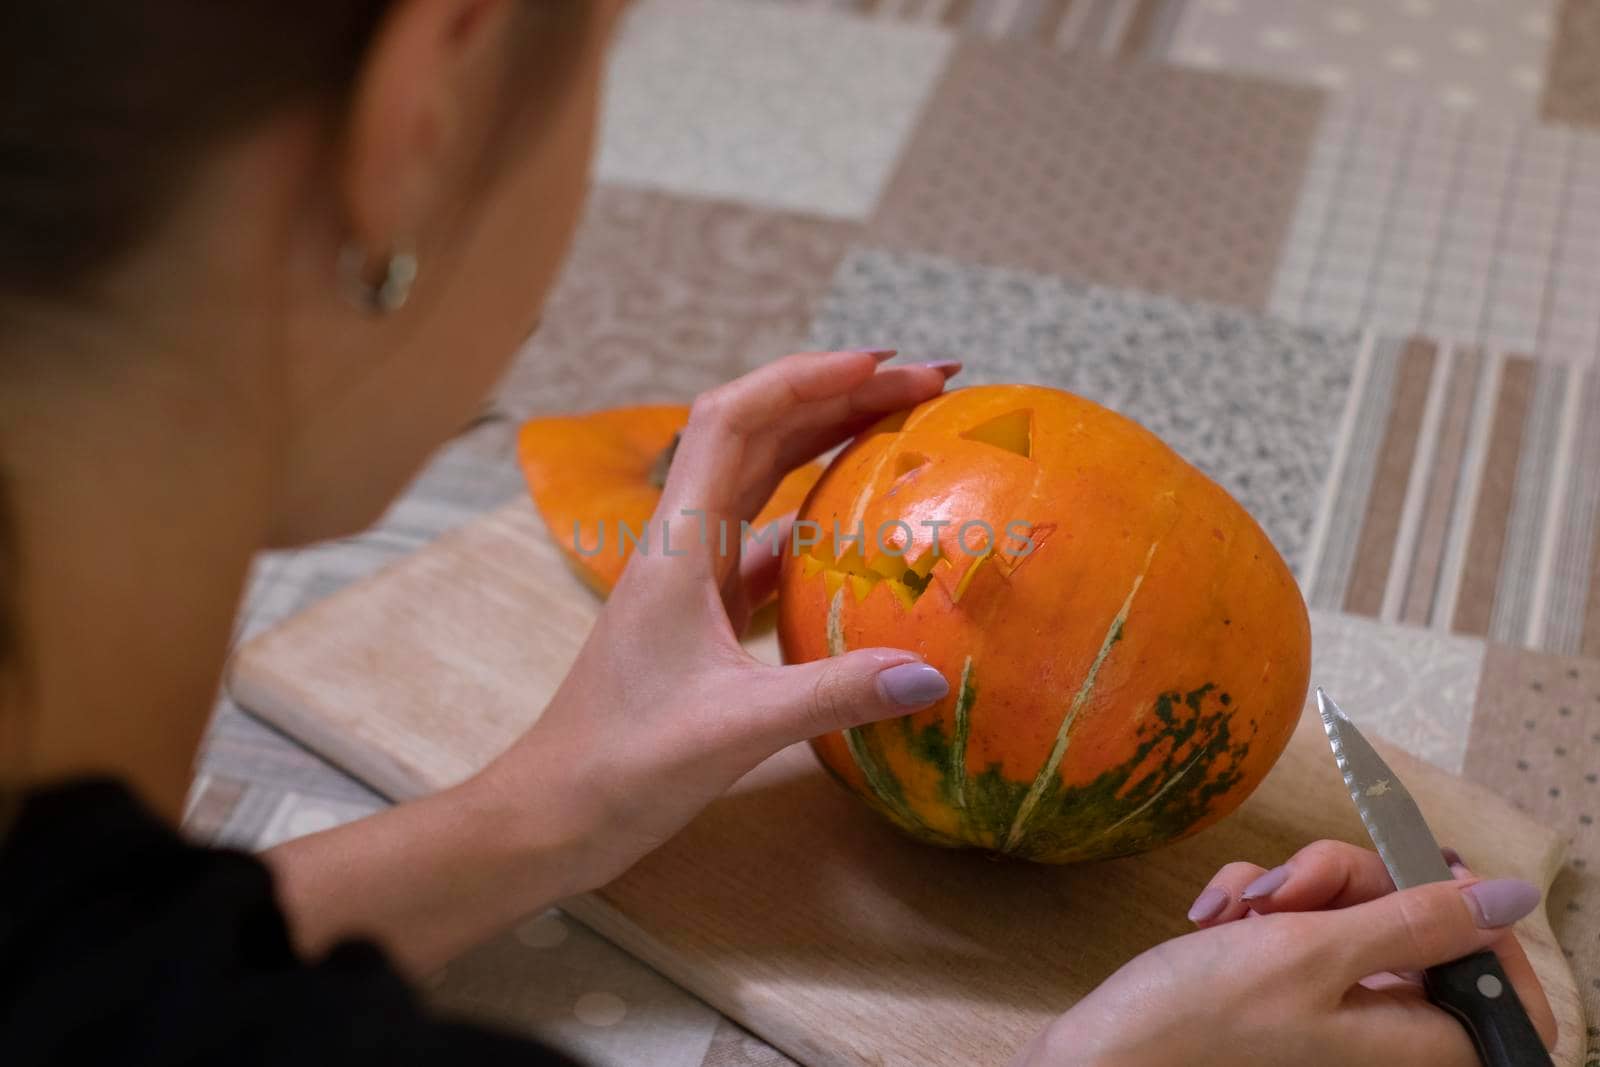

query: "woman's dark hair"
(0, 2), (388, 801)
(0, 3), (591, 802)
(0, 2), (393, 302)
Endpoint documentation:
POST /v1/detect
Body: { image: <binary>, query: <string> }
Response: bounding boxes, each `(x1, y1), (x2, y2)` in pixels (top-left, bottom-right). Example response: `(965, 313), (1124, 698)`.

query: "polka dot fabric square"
(430, 912), (724, 1067)
(1171, 0), (1558, 116)
(1464, 644), (1600, 1059)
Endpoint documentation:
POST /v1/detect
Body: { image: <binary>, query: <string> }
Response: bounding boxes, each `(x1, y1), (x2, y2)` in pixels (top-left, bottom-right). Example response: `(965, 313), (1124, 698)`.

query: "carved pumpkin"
(518, 405), (821, 596)
(777, 385), (1309, 863)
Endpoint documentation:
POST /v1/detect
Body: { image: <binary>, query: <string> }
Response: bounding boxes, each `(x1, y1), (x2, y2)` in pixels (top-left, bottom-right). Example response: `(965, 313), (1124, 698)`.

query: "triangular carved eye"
(894, 450), (929, 477)
(960, 409), (1033, 458)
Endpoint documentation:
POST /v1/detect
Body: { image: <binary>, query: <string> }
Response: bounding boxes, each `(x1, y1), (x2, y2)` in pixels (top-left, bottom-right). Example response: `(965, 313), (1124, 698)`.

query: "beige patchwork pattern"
(494, 185), (859, 420)
(868, 40), (1324, 308)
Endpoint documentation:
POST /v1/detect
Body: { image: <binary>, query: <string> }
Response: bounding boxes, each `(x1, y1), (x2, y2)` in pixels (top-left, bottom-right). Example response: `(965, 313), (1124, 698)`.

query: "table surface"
(193, 1), (1600, 1064)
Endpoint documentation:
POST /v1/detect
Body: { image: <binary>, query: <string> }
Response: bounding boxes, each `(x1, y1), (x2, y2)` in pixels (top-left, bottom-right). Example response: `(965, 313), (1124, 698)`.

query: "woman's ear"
(340, 0), (516, 257)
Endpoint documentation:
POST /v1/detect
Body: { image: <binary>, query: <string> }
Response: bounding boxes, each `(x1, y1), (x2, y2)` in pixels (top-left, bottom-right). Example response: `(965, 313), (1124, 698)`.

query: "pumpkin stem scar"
(949, 656), (976, 818)
(1002, 539), (1161, 854)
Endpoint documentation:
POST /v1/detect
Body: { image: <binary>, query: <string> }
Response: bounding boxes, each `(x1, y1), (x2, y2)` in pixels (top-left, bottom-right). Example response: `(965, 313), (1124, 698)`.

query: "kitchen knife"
(1316, 688), (1551, 1067)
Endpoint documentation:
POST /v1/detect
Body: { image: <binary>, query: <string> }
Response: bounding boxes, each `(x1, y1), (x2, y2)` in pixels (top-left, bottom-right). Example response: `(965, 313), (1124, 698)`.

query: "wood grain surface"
(230, 499), (1583, 1067)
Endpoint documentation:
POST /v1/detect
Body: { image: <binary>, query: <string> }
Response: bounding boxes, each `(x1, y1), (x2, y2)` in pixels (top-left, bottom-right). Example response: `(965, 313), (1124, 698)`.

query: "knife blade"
(1317, 687), (1455, 890)
(1316, 688), (1551, 1067)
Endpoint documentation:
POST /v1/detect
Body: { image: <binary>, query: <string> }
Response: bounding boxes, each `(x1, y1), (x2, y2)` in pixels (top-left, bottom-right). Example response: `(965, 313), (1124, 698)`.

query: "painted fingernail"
(1240, 864), (1291, 901)
(1441, 846), (1464, 868)
(850, 348), (898, 361)
(1187, 885), (1229, 923)
(1462, 879), (1541, 928)
(876, 663), (949, 708)
(918, 360), (963, 377)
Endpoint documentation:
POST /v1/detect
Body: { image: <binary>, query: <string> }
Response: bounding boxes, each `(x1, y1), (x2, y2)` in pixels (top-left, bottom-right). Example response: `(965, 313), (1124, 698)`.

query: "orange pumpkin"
(777, 385), (1309, 863)
(518, 405), (821, 596)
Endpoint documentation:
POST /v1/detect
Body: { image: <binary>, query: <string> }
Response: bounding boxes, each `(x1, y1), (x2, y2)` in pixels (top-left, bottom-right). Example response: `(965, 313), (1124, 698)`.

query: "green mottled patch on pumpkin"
(961, 766), (1035, 847)
(852, 719), (967, 846)
(1010, 683), (1255, 861)
(894, 682), (1256, 862)
(905, 719), (951, 767)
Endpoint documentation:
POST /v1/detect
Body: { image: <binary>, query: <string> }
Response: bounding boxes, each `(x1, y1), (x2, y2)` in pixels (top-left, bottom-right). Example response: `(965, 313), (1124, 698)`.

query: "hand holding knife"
(1317, 688), (1554, 1067)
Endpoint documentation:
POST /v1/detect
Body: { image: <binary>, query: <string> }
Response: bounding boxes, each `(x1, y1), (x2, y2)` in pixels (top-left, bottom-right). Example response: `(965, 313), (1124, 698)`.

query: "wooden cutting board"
(230, 499), (1584, 1067)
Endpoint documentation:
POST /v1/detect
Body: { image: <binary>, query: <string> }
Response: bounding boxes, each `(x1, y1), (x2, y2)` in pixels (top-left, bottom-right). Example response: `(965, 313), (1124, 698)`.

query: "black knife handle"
(1424, 950), (1551, 1067)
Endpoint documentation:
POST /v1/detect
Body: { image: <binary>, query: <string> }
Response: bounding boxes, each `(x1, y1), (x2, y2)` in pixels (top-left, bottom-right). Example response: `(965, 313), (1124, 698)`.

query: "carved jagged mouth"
(800, 542), (994, 608)
(802, 407), (1037, 610)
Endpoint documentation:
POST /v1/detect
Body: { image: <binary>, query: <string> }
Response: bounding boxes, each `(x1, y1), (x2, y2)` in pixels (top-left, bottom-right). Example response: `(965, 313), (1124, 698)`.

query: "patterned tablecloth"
(188, 1), (1600, 1063)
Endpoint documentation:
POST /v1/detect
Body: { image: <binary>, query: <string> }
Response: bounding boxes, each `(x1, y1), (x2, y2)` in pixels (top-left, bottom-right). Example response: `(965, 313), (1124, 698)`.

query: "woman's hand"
(1015, 840), (1556, 1067)
(267, 350), (959, 975)
(480, 348), (963, 891)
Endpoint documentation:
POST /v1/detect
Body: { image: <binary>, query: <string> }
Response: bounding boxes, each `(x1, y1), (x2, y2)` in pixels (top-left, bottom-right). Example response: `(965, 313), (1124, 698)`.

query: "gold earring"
(338, 241), (419, 315)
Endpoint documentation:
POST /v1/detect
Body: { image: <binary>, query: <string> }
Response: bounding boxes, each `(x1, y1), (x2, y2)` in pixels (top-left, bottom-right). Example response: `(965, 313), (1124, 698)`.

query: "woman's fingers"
(1315, 877), (1543, 988)
(1441, 862), (1558, 1049)
(1324, 876), (1558, 1049)
(661, 351), (956, 528)
(1187, 844), (1558, 1049)
(1187, 838), (1390, 927)
(769, 364), (959, 485)
(716, 513), (796, 635)
(1233, 839), (1397, 915)
(738, 513), (795, 617)
(1237, 842), (1555, 1046)
(735, 650), (951, 755)
(1186, 861), (1268, 926)
(658, 351), (878, 527)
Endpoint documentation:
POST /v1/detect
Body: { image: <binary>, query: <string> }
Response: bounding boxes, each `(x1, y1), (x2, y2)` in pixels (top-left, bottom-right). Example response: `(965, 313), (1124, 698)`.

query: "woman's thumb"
(1324, 877), (1542, 984)
(748, 650), (949, 748)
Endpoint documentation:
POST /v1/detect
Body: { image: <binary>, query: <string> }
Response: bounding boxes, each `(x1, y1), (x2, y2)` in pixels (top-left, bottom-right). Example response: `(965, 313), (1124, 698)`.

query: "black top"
(0, 779), (581, 1066)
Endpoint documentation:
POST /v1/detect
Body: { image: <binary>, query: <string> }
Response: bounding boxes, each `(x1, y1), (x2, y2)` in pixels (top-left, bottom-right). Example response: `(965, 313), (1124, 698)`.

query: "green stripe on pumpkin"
(828, 587), (958, 842)
(1003, 540), (1159, 854)
(948, 656), (976, 821)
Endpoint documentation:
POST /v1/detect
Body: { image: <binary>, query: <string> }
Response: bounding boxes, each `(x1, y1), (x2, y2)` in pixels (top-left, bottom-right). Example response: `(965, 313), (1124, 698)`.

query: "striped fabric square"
(1304, 333), (1600, 656)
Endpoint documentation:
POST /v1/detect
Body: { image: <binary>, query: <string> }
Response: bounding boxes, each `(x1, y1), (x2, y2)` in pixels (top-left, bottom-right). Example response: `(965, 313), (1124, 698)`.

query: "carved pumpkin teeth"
(866, 552), (907, 580)
(883, 578), (919, 610)
(805, 543), (945, 607)
(952, 547), (993, 604)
